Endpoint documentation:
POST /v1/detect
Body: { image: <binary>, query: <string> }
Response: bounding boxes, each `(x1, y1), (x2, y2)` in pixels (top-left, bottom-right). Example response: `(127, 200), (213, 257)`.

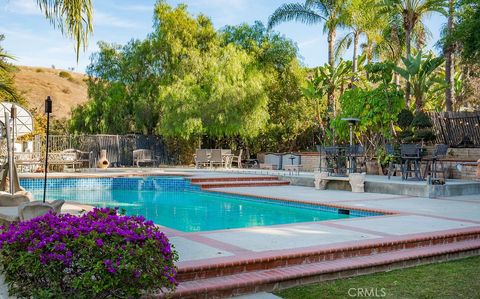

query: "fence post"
(116, 135), (121, 167)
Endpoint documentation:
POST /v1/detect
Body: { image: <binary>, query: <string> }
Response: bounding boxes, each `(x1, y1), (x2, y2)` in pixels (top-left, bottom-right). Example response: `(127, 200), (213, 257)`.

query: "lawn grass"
(275, 255), (480, 299)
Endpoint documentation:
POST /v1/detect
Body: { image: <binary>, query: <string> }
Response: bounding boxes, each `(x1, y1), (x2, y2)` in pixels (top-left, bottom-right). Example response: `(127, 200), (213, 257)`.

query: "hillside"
(12, 66), (89, 119)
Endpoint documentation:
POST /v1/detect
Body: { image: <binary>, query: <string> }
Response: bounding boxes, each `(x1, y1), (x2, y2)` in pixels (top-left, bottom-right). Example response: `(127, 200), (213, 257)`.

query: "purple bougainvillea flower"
(0, 207), (178, 296)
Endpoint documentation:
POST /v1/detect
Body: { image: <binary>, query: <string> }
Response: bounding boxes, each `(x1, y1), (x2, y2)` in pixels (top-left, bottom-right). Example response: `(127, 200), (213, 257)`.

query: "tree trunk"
(351, 31), (359, 85)
(394, 71), (400, 88)
(328, 27), (336, 68)
(327, 27), (336, 116)
(405, 28), (412, 108)
(444, 0), (455, 112)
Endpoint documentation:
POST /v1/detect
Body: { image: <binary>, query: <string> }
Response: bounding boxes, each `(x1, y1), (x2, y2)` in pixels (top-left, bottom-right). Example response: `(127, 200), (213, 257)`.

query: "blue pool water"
(21, 176), (376, 232)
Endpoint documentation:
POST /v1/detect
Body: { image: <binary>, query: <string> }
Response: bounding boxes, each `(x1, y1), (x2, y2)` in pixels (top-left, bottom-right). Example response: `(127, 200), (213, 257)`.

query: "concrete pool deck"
(19, 169), (480, 298)
(166, 184), (480, 261)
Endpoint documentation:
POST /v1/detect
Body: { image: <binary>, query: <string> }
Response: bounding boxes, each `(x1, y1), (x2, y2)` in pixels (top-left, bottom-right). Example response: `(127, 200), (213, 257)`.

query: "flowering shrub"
(0, 208), (178, 298)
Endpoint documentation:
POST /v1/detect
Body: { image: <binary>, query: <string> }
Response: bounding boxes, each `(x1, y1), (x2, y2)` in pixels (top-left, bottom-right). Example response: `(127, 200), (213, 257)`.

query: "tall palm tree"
(268, 0), (348, 113)
(335, 0), (378, 78)
(444, 0), (456, 111)
(36, 0), (94, 61)
(381, 0), (446, 106)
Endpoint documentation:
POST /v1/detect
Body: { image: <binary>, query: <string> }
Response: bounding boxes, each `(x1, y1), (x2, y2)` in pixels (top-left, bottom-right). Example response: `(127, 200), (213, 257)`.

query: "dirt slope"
(12, 66), (89, 119)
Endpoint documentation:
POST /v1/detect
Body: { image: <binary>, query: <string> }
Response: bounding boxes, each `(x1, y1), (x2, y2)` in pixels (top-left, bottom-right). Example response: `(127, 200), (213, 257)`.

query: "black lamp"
(43, 96), (52, 203)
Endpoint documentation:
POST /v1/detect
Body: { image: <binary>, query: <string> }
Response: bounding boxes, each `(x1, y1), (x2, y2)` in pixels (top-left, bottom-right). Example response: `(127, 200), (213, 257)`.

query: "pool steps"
(188, 176), (290, 189)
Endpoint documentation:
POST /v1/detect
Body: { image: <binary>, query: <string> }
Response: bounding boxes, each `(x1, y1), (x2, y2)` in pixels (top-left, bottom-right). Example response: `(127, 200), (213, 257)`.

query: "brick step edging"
(189, 176), (279, 183)
(176, 229), (480, 282)
(167, 240), (480, 298)
(196, 182), (290, 189)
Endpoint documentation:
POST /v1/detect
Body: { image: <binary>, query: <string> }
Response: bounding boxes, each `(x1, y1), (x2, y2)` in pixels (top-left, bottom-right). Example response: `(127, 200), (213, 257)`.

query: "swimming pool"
(21, 176), (379, 232)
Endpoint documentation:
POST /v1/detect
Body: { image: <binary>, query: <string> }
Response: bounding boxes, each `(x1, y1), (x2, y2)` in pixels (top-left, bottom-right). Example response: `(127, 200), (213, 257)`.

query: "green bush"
(397, 109), (414, 130)
(411, 111), (433, 128)
(0, 208), (178, 298)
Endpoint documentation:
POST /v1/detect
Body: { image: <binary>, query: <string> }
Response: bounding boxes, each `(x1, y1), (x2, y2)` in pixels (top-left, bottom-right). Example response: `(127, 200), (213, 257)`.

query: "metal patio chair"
(385, 144), (401, 180)
(423, 144), (449, 180)
(400, 144), (422, 180)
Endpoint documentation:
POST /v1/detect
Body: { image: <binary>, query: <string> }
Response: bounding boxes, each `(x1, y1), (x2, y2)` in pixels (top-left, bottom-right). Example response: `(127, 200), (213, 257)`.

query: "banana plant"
(394, 51), (445, 111)
(313, 60), (354, 115)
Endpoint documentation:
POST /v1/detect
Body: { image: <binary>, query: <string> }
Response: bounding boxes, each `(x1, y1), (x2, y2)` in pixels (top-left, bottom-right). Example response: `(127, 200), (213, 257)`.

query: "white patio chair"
(230, 149), (243, 168)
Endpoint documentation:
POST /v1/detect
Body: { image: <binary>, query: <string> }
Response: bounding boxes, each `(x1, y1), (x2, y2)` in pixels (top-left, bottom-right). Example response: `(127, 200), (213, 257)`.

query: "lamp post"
(341, 118), (360, 173)
(43, 96), (52, 203)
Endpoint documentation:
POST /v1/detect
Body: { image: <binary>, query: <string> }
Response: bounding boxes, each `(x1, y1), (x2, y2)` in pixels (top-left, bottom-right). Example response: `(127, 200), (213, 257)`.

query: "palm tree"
(0, 36), (19, 100)
(268, 0), (348, 68)
(268, 0), (348, 113)
(380, 0), (446, 106)
(334, 0), (378, 76)
(444, 0), (456, 111)
(36, 0), (94, 61)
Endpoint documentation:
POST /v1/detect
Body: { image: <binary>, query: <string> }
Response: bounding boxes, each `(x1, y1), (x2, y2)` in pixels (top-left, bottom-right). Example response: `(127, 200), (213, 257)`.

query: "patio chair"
(221, 149), (234, 168)
(400, 144), (422, 180)
(14, 151), (42, 172)
(230, 149), (243, 168)
(347, 145), (364, 173)
(48, 151), (81, 171)
(209, 149), (224, 168)
(62, 149), (93, 169)
(194, 149), (209, 168)
(133, 149), (157, 167)
(423, 144), (449, 180)
(385, 144), (401, 180)
(323, 146), (341, 175)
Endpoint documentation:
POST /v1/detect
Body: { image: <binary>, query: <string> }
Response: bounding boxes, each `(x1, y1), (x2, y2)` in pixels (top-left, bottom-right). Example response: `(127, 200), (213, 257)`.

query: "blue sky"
(0, 0), (446, 73)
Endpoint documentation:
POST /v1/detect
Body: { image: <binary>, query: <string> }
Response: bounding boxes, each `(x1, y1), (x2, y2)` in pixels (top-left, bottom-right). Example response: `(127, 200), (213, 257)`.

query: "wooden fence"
(44, 134), (171, 166)
(429, 111), (480, 147)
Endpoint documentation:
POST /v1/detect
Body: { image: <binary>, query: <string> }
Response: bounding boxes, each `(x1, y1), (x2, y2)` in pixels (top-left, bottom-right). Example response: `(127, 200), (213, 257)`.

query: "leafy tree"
(394, 52), (445, 111)
(332, 78), (404, 155)
(70, 40), (161, 134)
(158, 44), (269, 139)
(449, 0), (480, 64)
(221, 22), (310, 151)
